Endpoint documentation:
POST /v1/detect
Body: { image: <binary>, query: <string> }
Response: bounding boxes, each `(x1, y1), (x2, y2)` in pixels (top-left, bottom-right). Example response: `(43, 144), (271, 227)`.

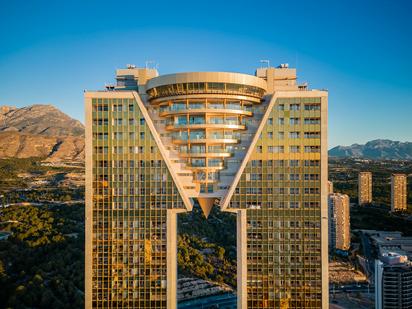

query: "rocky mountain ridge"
(0, 105), (84, 137)
(0, 105), (84, 162)
(329, 139), (412, 160)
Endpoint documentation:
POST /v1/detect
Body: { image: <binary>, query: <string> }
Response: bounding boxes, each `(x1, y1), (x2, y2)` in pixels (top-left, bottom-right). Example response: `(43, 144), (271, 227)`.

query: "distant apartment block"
(328, 180), (333, 194)
(391, 174), (407, 212)
(358, 172), (372, 205)
(328, 193), (350, 252)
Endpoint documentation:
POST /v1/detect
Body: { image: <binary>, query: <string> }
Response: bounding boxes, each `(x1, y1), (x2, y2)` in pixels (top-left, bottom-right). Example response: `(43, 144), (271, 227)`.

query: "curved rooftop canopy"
(146, 72), (267, 100)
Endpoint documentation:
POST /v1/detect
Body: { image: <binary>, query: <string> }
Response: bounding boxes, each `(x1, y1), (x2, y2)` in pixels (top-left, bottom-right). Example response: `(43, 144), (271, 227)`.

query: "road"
(178, 293), (236, 309)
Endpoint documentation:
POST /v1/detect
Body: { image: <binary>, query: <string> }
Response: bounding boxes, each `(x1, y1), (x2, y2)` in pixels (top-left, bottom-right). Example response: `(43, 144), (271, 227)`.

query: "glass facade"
(91, 97), (185, 308)
(229, 97), (323, 308)
(86, 68), (328, 309)
(156, 98), (257, 191)
(147, 82), (265, 99)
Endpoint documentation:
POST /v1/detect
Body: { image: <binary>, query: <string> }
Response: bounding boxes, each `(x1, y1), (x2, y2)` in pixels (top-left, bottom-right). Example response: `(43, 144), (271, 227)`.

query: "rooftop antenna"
(260, 59), (270, 68)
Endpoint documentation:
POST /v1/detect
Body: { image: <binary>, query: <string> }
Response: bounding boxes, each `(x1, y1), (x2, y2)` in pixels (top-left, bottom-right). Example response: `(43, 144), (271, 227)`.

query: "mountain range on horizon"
(329, 139), (412, 160)
(0, 104), (411, 162)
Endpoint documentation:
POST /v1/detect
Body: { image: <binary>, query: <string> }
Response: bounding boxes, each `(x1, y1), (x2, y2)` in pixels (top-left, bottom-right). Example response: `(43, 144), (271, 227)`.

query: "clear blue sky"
(0, 0), (411, 147)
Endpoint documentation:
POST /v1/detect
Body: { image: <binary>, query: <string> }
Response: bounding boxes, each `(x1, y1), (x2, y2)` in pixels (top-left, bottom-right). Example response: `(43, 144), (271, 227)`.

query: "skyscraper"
(391, 174), (408, 212)
(358, 172), (372, 205)
(328, 193), (350, 252)
(85, 64), (328, 308)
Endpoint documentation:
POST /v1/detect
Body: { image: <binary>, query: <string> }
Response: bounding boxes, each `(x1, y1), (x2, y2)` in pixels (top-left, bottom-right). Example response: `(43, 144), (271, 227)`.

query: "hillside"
(329, 139), (412, 160)
(0, 105), (84, 136)
(0, 105), (84, 162)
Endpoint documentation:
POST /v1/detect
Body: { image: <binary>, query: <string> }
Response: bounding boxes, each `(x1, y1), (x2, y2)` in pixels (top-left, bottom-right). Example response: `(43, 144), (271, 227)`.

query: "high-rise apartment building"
(327, 181), (333, 194)
(391, 174), (407, 212)
(328, 193), (350, 252)
(358, 172), (372, 205)
(85, 64), (328, 308)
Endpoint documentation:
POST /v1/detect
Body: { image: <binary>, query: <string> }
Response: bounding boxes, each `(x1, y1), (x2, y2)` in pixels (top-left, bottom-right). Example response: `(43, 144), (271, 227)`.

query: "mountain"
(329, 139), (412, 160)
(0, 105), (84, 162)
(0, 105), (84, 136)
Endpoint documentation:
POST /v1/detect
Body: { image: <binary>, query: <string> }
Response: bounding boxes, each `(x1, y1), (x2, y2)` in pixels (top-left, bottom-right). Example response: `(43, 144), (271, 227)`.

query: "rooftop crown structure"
(85, 64), (328, 308)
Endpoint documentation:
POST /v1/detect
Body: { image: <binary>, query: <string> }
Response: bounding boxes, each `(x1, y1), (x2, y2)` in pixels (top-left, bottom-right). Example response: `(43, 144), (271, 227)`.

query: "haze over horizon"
(0, 0), (411, 147)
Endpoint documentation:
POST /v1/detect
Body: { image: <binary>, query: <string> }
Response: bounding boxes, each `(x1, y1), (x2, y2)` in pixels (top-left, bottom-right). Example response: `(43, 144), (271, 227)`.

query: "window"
(289, 146), (300, 153)
(278, 132), (284, 139)
(304, 118), (320, 125)
(278, 118), (284, 125)
(113, 146), (123, 154)
(290, 188), (300, 195)
(140, 118), (145, 125)
(129, 118), (136, 125)
(304, 201), (320, 208)
(113, 104), (123, 112)
(94, 118), (108, 125)
(304, 132), (320, 139)
(277, 104), (285, 111)
(114, 132), (123, 139)
(97, 160), (109, 168)
(274, 188), (285, 194)
(256, 146), (263, 153)
(95, 133), (108, 140)
(268, 118), (273, 125)
(290, 118), (300, 126)
(129, 132), (135, 139)
(276, 201), (286, 209)
(176, 115), (188, 125)
(305, 188), (320, 194)
(95, 104), (108, 111)
(289, 132), (300, 138)
(304, 160), (320, 166)
(290, 201), (300, 209)
(304, 104), (321, 111)
(304, 174), (319, 180)
(251, 173), (262, 180)
(290, 174), (300, 180)
(267, 132), (273, 139)
(95, 146), (108, 154)
(304, 146), (320, 153)
(129, 104), (134, 111)
(290, 160), (300, 167)
(290, 104), (300, 111)
(140, 132), (145, 140)
(272, 146), (284, 153)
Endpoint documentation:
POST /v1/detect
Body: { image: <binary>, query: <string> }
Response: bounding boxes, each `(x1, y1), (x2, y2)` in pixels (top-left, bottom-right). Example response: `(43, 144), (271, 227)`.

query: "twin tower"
(85, 65), (328, 308)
